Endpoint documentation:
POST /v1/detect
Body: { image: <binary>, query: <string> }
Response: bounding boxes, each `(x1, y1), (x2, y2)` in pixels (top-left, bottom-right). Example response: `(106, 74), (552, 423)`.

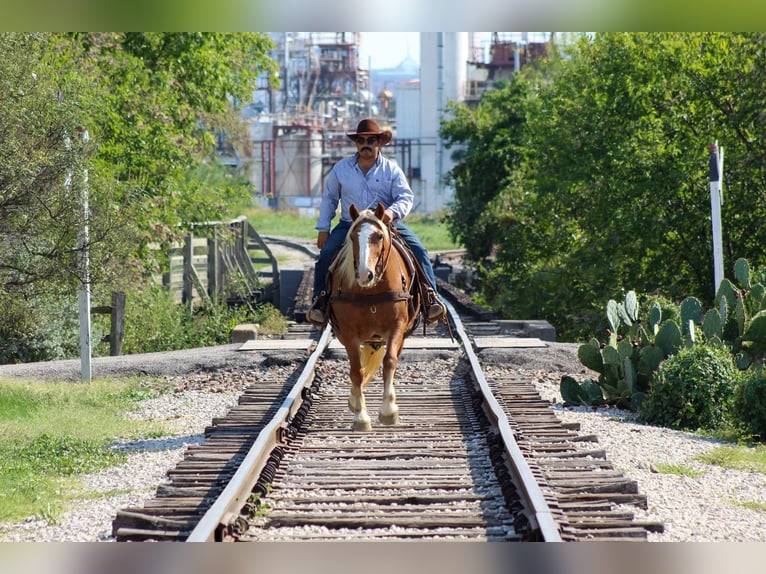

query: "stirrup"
(308, 292), (328, 326)
(308, 307), (327, 325)
(427, 300), (444, 321)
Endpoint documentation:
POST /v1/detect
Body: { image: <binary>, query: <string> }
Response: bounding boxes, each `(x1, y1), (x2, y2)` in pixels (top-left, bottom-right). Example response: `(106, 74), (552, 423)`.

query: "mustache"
(361, 147), (373, 152)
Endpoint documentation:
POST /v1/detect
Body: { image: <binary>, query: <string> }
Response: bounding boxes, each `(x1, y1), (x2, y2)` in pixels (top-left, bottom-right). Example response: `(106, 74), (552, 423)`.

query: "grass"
(240, 206), (460, 251)
(696, 444), (766, 474)
(695, 446), (766, 514)
(0, 376), (170, 525)
(651, 462), (705, 478)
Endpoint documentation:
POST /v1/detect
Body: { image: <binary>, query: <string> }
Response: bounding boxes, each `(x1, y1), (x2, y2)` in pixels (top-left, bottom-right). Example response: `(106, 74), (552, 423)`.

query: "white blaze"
(356, 222), (376, 285)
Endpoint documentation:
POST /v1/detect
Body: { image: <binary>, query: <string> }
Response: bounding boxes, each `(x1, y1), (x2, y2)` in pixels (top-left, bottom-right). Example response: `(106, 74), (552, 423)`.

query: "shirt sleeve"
(387, 164), (414, 221)
(316, 167), (340, 231)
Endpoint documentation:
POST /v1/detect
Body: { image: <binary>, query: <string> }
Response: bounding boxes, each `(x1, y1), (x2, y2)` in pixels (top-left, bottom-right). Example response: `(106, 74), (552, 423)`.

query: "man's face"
(355, 135), (380, 157)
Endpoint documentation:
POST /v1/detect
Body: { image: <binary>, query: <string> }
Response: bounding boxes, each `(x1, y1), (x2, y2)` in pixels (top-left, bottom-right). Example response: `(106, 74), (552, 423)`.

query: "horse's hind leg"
(378, 345), (401, 425)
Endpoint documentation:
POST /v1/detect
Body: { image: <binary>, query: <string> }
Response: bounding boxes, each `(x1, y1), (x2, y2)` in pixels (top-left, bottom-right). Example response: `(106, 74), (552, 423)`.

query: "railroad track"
(111, 238), (663, 542)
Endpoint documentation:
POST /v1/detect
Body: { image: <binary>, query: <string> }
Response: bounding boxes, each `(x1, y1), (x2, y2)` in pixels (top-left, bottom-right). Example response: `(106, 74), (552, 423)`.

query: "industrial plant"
(228, 32), (554, 215)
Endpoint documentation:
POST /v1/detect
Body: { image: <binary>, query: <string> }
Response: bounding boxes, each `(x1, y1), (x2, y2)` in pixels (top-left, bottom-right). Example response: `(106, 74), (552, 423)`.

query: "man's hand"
(381, 209), (394, 225)
(317, 231), (330, 250)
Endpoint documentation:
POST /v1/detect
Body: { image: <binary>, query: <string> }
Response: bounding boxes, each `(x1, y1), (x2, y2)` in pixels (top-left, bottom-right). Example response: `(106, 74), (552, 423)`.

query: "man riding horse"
(308, 118), (445, 326)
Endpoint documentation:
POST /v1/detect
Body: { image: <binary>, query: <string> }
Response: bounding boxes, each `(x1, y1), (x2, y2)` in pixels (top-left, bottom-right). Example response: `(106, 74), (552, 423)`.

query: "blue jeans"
(313, 220), (438, 299)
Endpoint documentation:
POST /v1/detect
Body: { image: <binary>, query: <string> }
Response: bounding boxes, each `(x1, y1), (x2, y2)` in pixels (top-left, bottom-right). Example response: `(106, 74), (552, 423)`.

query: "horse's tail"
(360, 343), (386, 387)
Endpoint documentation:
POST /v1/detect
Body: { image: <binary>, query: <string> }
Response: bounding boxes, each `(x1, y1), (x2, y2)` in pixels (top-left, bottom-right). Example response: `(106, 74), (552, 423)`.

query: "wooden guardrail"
(158, 216), (280, 309)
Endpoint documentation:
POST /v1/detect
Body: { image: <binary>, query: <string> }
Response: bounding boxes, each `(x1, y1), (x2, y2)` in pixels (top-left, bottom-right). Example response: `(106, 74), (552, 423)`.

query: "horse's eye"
(371, 232), (383, 243)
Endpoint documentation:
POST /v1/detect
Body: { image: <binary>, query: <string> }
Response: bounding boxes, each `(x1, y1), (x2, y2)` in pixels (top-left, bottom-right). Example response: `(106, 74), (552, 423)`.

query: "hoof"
(378, 412), (399, 425)
(352, 419), (372, 432)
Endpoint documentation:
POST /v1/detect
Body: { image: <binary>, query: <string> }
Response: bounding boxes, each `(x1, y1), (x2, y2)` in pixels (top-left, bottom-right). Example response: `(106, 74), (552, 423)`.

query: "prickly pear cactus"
(571, 290), (680, 410)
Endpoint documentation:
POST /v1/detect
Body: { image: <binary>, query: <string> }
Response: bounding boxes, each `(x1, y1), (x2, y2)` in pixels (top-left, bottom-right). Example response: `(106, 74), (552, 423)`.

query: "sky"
(358, 32), (420, 70)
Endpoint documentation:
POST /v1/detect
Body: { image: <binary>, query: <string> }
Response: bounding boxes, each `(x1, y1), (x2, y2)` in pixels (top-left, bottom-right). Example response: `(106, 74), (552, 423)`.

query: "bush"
(639, 345), (739, 431)
(121, 284), (287, 355)
(733, 370), (766, 440)
(0, 293), (97, 364)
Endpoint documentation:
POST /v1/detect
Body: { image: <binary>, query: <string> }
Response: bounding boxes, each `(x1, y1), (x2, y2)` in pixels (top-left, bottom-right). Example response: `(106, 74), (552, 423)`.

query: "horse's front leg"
(378, 344), (401, 425)
(346, 346), (371, 431)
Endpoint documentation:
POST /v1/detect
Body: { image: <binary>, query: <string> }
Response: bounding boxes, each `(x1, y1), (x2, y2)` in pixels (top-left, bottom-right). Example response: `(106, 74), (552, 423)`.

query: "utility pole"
(76, 126), (92, 381)
(709, 141), (724, 295)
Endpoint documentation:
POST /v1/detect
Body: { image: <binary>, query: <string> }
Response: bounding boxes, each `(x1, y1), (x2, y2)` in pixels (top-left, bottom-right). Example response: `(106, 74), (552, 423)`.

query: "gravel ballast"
(1, 343), (765, 542)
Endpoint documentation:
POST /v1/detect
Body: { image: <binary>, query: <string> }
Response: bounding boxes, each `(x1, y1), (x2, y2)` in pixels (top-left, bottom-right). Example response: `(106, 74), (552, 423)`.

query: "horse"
(327, 202), (420, 431)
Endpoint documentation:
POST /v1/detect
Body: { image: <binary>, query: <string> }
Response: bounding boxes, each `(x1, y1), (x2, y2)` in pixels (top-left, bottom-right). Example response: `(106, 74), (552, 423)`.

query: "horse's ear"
(349, 204), (360, 220)
(374, 202), (386, 220)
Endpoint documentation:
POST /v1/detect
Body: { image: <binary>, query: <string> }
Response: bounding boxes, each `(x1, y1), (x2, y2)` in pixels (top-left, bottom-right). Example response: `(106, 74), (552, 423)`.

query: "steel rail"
(443, 298), (563, 542)
(186, 324), (333, 542)
(188, 299), (562, 542)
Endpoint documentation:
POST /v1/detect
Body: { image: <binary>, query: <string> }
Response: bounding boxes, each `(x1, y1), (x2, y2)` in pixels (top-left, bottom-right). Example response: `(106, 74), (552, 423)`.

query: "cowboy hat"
(346, 118), (393, 145)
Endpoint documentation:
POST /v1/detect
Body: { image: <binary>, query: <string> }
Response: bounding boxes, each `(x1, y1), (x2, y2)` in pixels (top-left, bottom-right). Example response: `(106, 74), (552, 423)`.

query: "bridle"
(332, 217), (410, 306)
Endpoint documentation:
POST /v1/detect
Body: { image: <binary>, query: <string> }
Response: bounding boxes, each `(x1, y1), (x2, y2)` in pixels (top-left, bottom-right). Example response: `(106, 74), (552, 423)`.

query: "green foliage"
(0, 292), (102, 364)
(566, 258), (766, 439)
(12, 433), (123, 476)
(0, 33), (98, 296)
(651, 462), (704, 478)
(440, 78), (531, 262)
(699, 258), (766, 370)
(121, 284), (286, 355)
(562, 290), (679, 410)
(733, 371), (766, 441)
(1, 32), (280, 366)
(442, 33), (766, 341)
(639, 345), (739, 431)
(560, 375), (605, 407)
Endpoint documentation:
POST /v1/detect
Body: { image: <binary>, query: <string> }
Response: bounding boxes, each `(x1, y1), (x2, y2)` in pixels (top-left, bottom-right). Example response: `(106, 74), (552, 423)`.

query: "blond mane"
(332, 209), (389, 289)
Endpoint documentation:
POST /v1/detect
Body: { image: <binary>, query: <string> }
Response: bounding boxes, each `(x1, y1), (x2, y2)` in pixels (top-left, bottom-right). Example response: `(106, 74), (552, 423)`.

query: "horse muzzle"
(354, 266), (375, 286)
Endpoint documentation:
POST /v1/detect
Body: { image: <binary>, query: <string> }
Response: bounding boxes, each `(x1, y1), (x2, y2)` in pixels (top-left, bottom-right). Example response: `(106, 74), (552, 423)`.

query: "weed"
(651, 462), (704, 478)
(696, 445), (766, 474)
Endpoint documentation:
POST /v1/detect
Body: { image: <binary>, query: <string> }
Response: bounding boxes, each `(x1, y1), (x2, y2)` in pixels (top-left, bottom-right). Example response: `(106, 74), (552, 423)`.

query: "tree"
(0, 32), (278, 362)
(444, 33), (766, 340)
(0, 33), (93, 296)
(441, 78), (530, 262)
(59, 32), (278, 241)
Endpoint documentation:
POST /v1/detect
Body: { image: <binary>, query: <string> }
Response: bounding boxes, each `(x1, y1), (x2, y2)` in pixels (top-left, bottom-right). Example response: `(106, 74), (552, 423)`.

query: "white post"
(709, 141), (724, 295)
(77, 128), (92, 381)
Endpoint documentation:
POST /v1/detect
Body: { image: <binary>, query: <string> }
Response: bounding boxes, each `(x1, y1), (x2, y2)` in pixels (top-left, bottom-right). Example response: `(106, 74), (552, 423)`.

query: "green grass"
(0, 377), (170, 525)
(693, 445), (766, 513)
(696, 444), (766, 474)
(240, 207), (459, 251)
(651, 462), (705, 478)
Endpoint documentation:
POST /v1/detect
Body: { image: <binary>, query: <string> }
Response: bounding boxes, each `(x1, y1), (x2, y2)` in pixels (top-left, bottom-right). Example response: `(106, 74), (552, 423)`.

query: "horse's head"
(343, 203), (391, 288)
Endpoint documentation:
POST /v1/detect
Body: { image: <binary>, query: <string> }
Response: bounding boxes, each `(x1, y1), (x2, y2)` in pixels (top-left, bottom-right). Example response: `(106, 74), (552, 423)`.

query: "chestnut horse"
(327, 202), (420, 431)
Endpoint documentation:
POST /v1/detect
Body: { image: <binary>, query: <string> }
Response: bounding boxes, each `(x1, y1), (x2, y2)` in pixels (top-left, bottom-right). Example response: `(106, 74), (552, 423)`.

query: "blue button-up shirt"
(315, 153), (414, 231)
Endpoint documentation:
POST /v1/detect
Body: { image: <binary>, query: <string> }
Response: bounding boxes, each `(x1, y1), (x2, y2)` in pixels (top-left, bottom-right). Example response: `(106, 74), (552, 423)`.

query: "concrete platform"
(238, 338), (318, 352)
(238, 335), (459, 352)
(472, 336), (547, 349)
